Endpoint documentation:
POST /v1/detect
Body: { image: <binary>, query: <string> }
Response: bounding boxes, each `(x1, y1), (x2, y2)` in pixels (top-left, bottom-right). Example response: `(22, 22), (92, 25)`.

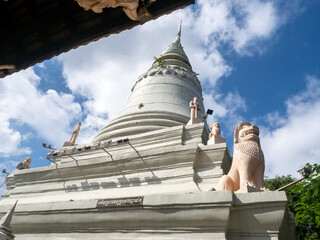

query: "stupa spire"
(174, 20), (182, 44)
(154, 21), (192, 70)
(93, 25), (203, 143)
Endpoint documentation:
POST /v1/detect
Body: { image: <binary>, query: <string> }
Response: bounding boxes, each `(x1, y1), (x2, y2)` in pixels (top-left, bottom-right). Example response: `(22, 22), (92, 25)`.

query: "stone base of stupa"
(62, 141), (74, 147)
(0, 123), (295, 240)
(187, 117), (202, 125)
(2, 191), (295, 240)
(207, 135), (226, 145)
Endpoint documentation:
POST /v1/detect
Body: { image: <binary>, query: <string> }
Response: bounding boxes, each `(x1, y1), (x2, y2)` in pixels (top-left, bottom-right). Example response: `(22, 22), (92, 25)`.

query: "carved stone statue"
(63, 122), (81, 147)
(207, 123), (226, 145)
(209, 123), (221, 137)
(187, 97), (202, 125)
(16, 157), (32, 170)
(217, 122), (268, 193)
(70, 122), (82, 145)
(190, 97), (200, 119)
(75, 0), (156, 21)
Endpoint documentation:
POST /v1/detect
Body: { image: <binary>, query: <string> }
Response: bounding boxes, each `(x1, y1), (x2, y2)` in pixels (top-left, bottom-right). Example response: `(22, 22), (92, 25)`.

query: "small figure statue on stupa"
(63, 122), (81, 147)
(207, 123), (226, 145)
(16, 157), (32, 170)
(187, 97), (202, 125)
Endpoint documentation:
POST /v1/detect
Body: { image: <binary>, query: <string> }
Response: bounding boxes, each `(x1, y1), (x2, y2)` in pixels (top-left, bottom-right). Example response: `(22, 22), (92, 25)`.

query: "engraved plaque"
(97, 196), (143, 207)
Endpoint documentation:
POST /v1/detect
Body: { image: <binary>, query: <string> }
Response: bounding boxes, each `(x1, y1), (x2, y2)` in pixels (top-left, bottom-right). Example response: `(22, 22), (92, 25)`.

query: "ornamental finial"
(174, 20), (182, 44)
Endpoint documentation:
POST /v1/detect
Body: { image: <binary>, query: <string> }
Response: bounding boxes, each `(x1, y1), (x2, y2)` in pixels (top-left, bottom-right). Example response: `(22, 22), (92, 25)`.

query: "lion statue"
(217, 122), (268, 193)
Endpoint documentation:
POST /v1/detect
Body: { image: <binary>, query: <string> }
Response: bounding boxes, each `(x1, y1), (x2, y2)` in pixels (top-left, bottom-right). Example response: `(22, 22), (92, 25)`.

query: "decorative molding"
(133, 65), (202, 92)
(0, 200), (17, 240)
(75, 0), (156, 21)
(0, 65), (15, 78)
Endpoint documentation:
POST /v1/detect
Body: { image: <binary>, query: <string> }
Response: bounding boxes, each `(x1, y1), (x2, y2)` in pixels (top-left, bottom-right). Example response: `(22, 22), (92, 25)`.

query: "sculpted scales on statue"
(217, 122), (269, 193)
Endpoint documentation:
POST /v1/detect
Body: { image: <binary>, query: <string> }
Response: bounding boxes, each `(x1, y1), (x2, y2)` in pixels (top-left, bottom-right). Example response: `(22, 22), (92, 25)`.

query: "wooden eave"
(0, 0), (194, 78)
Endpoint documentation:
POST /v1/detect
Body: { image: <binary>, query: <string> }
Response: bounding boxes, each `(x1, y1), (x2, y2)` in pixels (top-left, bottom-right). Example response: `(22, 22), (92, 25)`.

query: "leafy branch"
(153, 56), (165, 67)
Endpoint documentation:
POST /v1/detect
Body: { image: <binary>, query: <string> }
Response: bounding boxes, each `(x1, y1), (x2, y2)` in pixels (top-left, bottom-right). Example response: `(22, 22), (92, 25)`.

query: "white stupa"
(93, 25), (204, 142)
(0, 27), (295, 240)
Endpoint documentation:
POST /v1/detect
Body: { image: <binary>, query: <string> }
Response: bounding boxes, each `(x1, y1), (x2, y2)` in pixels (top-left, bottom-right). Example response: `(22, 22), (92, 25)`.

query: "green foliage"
(264, 174), (296, 212)
(264, 163), (320, 240)
(264, 175), (296, 191)
(153, 56), (165, 67)
(291, 163), (320, 240)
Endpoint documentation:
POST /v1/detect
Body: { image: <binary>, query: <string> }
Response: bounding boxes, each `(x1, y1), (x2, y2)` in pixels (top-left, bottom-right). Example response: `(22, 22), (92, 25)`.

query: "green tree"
(264, 174), (296, 190)
(264, 163), (320, 240)
(264, 174), (296, 212)
(153, 56), (165, 67)
(291, 163), (320, 240)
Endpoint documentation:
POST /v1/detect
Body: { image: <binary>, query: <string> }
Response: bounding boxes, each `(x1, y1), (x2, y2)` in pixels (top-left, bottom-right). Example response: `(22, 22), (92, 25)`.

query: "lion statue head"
(234, 122), (260, 145)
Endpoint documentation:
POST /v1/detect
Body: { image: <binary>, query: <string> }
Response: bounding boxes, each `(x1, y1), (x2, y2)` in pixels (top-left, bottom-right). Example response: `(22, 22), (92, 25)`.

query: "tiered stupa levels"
(0, 29), (295, 240)
(93, 29), (204, 142)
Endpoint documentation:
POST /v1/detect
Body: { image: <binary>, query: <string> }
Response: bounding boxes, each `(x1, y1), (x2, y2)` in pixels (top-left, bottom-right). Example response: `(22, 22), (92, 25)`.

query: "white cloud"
(0, 0), (295, 161)
(0, 69), (82, 155)
(194, 0), (279, 55)
(204, 91), (247, 135)
(0, 118), (23, 155)
(0, 175), (7, 197)
(36, 62), (45, 69)
(0, 0), (311, 199)
(0, 160), (19, 197)
(233, 1), (277, 53)
(260, 76), (320, 177)
(58, 0), (282, 142)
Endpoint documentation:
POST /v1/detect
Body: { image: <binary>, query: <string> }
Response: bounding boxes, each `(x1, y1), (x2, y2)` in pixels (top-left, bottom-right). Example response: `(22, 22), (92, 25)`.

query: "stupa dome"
(93, 26), (204, 143)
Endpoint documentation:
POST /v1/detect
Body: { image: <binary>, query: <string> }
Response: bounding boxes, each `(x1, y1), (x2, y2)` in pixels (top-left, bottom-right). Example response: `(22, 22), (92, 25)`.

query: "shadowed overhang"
(0, 0), (194, 78)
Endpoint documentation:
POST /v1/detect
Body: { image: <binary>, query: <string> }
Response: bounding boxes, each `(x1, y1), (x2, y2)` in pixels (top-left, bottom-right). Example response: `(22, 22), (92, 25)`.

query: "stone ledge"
(1, 191), (293, 240)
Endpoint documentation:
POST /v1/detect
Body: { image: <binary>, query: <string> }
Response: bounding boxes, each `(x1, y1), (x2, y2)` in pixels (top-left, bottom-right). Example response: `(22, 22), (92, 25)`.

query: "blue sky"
(1, 0), (320, 194)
